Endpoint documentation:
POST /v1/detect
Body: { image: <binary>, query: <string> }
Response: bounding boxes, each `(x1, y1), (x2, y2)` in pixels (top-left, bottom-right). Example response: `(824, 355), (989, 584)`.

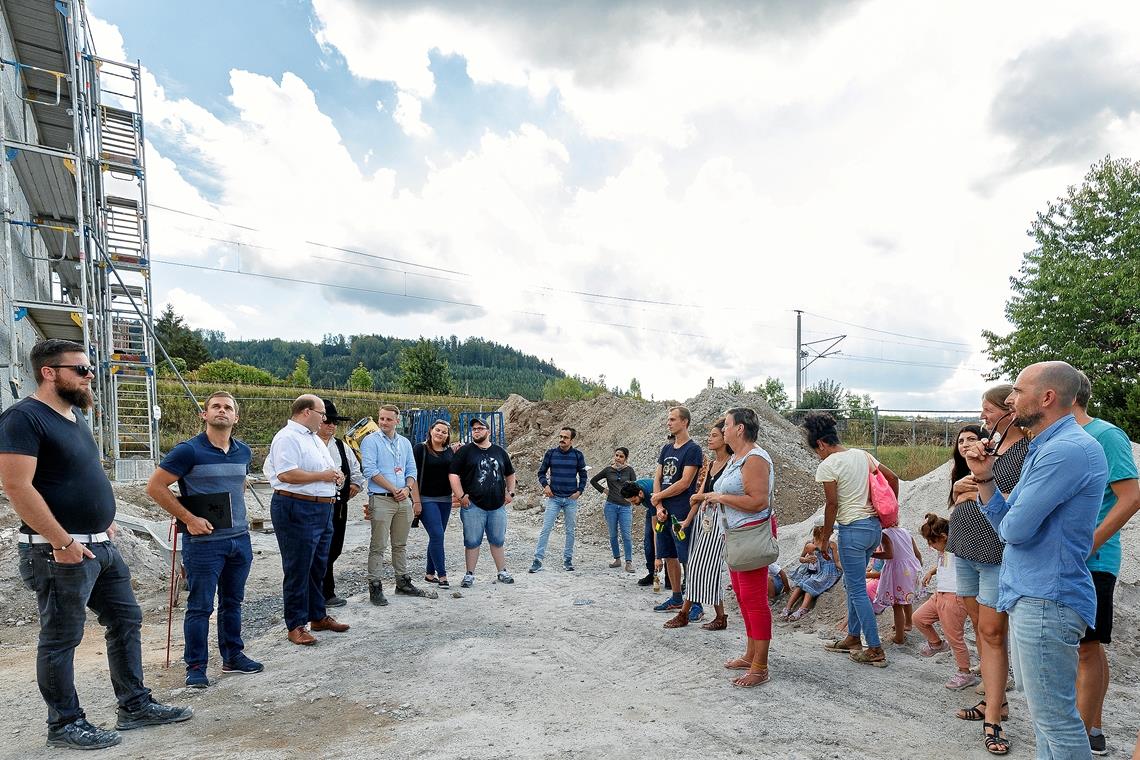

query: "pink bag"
(865, 452), (899, 528)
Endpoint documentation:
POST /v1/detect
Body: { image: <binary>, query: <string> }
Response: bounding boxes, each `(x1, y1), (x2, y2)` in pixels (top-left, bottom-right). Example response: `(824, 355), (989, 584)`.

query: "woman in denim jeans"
(804, 412), (899, 668)
(414, 420), (458, 589)
(590, 447), (637, 572)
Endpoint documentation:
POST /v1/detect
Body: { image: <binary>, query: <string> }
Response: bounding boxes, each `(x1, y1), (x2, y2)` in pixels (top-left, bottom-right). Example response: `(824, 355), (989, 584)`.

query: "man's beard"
(57, 383), (94, 410)
(472, 432), (488, 443)
(1014, 411), (1043, 429)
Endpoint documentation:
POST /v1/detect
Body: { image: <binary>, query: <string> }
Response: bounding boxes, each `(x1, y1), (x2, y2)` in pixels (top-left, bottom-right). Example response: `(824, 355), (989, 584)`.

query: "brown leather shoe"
(310, 616), (350, 633)
(288, 626), (316, 645)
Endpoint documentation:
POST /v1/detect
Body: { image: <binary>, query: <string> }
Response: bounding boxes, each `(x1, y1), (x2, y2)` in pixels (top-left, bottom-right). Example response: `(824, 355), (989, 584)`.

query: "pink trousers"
(913, 591), (971, 670)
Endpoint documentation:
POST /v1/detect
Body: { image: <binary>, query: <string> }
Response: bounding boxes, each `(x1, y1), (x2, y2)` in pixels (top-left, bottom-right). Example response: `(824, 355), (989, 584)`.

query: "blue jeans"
(837, 516), (883, 648)
(17, 542), (151, 730)
(1009, 597), (1091, 760)
(604, 502), (633, 561)
(271, 494), (333, 631)
(534, 496), (578, 563)
(182, 533), (253, 669)
(460, 504), (508, 548)
(420, 498), (452, 577)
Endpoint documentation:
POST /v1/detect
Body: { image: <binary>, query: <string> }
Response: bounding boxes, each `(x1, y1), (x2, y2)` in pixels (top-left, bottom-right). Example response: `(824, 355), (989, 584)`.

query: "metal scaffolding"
(2, 0), (158, 480)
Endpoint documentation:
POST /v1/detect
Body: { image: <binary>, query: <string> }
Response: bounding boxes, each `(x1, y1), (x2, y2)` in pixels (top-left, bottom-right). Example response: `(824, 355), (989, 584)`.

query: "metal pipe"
(1, 60), (22, 401)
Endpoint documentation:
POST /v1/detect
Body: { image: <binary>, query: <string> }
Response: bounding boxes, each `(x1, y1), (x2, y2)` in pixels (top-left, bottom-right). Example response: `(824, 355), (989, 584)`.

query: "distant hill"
(201, 333), (566, 400)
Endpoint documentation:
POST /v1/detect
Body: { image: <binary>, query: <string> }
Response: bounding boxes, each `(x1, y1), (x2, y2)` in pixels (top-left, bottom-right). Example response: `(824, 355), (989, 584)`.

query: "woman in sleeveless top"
(948, 385), (1029, 747)
(663, 418), (732, 630)
(697, 407), (776, 688)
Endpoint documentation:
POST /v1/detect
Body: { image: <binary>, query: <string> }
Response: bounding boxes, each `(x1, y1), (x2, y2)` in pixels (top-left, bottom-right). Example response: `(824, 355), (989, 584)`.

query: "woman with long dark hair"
(949, 424), (984, 507)
(414, 420), (457, 589)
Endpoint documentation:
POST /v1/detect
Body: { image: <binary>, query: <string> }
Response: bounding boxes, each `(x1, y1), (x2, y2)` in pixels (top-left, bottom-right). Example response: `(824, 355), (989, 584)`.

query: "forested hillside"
(201, 333), (564, 399)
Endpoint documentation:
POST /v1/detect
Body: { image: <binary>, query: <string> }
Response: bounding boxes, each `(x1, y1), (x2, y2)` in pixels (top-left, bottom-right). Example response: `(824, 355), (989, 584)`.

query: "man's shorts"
(654, 501), (691, 563)
(460, 504), (507, 548)
(1080, 570), (1116, 645)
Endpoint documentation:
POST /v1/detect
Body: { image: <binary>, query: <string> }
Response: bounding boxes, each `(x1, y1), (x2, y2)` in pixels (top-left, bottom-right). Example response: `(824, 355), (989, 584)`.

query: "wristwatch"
(509, 491), (516, 497)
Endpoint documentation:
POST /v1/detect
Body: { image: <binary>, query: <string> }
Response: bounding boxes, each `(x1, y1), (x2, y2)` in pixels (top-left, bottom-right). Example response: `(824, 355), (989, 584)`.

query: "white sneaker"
(461, 572), (475, 588)
(497, 570), (515, 584)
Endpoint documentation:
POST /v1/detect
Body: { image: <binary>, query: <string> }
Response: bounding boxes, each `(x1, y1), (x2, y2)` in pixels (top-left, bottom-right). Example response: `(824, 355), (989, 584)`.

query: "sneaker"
(609, 558), (621, 568)
(1089, 732), (1107, 755)
(636, 572), (654, 587)
(563, 561), (575, 572)
(625, 561), (635, 573)
(461, 572), (475, 588)
(654, 598), (683, 613)
(47, 719), (122, 750)
(944, 671), (979, 690)
(919, 641), (949, 657)
(528, 559), (543, 574)
(497, 570), (515, 584)
(221, 655), (264, 675)
(116, 699), (194, 731)
(185, 665), (209, 689)
(325, 595), (347, 608)
(688, 603), (705, 623)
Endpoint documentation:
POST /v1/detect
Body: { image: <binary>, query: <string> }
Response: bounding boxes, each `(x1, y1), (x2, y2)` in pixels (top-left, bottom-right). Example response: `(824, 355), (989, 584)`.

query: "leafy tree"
(753, 376), (790, 412)
(154, 305), (211, 370)
(542, 376), (592, 401)
(287, 356), (311, 387)
(348, 362), (374, 391)
(195, 358), (278, 385)
(797, 378), (847, 412)
(399, 339), (453, 394)
(844, 392), (876, 421)
(983, 156), (1140, 439)
(725, 379), (746, 395)
(157, 356), (187, 378)
(629, 378), (643, 399)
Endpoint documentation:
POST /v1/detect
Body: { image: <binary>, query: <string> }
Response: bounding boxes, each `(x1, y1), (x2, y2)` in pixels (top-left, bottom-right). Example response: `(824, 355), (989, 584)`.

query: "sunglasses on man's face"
(50, 364), (96, 377)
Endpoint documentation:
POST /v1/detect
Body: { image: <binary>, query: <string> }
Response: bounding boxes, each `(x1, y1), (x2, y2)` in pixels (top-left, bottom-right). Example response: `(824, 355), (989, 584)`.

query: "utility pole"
(795, 310), (803, 407)
(794, 310), (846, 406)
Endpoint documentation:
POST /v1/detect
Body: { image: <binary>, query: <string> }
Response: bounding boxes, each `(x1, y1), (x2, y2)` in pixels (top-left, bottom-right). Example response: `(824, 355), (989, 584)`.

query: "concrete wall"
(0, 9), (66, 409)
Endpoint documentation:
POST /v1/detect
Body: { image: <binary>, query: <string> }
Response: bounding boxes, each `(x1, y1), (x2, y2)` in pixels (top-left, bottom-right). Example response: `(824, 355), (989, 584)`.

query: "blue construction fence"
(402, 407), (505, 448)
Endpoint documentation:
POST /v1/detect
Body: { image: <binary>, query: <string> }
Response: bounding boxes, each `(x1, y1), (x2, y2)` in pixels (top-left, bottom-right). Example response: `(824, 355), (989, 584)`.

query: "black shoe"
(116, 700), (194, 731)
(47, 719), (122, 750)
(1089, 733), (1107, 755)
(637, 573), (654, 586)
(395, 575), (427, 597)
(563, 562), (575, 572)
(369, 581), (388, 607)
(325, 595), (347, 608)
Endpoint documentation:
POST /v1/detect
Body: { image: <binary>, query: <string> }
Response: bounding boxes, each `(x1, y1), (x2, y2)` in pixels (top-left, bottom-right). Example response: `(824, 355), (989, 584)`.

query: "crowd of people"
(2, 340), (1139, 758)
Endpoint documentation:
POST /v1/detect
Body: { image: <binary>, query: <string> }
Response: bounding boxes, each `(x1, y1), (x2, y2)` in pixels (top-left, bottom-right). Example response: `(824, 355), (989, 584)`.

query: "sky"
(85, 0), (1140, 410)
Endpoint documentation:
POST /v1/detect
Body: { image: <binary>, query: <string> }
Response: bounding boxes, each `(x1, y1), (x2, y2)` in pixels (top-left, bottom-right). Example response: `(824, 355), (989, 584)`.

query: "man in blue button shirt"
(966, 361), (1109, 759)
(530, 427), (587, 573)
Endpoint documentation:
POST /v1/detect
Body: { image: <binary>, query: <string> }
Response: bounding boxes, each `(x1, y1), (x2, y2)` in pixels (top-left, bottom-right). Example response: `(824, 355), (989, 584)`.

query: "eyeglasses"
(310, 409), (327, 420)
(49, 364), (96, 376)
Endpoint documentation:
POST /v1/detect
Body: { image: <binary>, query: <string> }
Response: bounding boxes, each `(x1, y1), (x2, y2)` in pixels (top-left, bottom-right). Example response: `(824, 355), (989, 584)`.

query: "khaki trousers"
(368, 494), (413, 581)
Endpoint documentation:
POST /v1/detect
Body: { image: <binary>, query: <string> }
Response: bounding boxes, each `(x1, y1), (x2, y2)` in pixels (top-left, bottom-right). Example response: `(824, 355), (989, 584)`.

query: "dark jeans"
(182, 533), (253, 669)
(18, 541), (151, 730)
(643, 510), (656, 572)
(322, 501), (348, 599)
(271, 494), (333, 631)
(420, 497), (452, 578)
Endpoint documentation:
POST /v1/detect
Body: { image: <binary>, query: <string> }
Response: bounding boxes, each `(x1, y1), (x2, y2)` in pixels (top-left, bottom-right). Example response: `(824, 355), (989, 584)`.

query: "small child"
(767, 562), (791, 602)
(872, 523), (923, 644)
(912, 513), (978, 690)
(780, 525), (842, 622)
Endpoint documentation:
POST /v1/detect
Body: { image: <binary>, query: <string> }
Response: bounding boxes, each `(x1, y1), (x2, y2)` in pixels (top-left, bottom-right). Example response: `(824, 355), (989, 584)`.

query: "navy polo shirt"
(158, 432), (252, 542)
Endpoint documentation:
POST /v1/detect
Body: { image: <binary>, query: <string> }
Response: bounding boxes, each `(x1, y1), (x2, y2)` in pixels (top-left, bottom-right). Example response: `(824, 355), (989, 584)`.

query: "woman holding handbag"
(699, 407), (777, 687)
(804, 412), (899, 668)
(414, 420), (458, 589)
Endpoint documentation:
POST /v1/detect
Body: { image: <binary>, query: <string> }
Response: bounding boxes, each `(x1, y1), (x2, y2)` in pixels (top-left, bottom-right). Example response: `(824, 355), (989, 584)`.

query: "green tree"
(629, 377), (643, 399)
(983, 156), (1140, 439)
(348, 362), (374, 391)
(287, 356), (311, 387)
(753, 376), (790, 412)
(542, 376), (592, 401)
(195, 358), (278, 385)
(797, 378), (847, 412)
(725, 379), (746, 395)
(844, 392), (876, 421)
(154, 305), (211, 370)
(399, 339), (454, 394)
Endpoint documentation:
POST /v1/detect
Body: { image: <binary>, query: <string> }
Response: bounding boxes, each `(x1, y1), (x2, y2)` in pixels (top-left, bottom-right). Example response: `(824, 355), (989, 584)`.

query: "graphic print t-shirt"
(451, 443), (515, 510)
(657, 439), (704, 513)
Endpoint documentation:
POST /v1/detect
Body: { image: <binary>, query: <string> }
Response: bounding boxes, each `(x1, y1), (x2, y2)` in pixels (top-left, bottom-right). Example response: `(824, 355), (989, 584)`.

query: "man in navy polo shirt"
(147, 391), (263, 688)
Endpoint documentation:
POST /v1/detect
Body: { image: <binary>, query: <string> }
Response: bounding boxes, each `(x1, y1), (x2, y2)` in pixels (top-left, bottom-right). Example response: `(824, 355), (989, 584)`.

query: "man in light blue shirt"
(967, 361), (1108, 760)
(361, 404), (422, 603)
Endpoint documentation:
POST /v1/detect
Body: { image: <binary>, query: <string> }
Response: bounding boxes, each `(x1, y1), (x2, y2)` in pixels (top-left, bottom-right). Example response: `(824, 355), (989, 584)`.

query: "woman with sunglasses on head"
(414, 420), (458, 588)
(946, 385), (1029, 756)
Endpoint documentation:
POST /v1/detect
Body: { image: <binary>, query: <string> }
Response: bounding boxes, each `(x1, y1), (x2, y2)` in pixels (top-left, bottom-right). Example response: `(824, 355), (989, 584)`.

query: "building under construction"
(1, 0), (158, 480)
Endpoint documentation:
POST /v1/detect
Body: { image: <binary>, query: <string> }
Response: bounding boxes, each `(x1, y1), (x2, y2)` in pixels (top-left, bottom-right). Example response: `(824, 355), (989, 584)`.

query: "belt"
(19, 532), (110, 546)
(273, 490), (336, 504)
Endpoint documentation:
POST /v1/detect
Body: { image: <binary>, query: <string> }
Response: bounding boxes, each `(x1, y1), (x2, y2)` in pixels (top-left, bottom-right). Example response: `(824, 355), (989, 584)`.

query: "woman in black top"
(590, 448), (638, 571)
(947, 385), (1029, 754)
(415, 420), (457, 588)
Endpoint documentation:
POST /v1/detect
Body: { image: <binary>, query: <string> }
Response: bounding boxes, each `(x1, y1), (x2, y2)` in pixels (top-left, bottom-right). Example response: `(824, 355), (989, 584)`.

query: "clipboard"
(176, 492), (234, 532)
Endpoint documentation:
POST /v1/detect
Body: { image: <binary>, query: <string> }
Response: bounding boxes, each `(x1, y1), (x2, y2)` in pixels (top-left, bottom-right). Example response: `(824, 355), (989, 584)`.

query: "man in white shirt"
(316, 398), (365, 608)
(264, 395), (351, 645)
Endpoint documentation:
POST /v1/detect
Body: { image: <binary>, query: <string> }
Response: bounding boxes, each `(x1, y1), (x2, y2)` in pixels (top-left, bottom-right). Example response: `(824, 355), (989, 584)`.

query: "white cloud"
(393, 90), (432, 138)
(162, 288), (237, 332)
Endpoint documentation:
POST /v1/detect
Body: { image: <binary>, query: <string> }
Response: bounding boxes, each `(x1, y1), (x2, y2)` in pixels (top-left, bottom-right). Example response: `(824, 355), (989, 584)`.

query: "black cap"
(469, 416), (489, 430)
(320, 398), (352, 423)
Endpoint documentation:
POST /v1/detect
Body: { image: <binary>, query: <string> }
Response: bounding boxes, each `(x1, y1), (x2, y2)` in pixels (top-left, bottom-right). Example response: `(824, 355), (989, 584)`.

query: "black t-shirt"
(449, 442), (515, 510)
(658, 439), (704, 511)
(413, 442), (455, 498)
(0, 397), (116, 534)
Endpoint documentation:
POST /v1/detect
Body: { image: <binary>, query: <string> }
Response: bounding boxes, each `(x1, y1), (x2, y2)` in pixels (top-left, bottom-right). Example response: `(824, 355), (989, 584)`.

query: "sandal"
(663, 612), (689, 629)
(957, 700), (1009, 722)
(438, 579), (450, 589)
(701, 615), (727, 631)
(731, 669), (769, 688)
(424, 575), (439, 584)
(788, 609), (809, 622)
(724, 657), (751, 671)
(982, 722), (1010, 755)
(850, 648), (888, 667)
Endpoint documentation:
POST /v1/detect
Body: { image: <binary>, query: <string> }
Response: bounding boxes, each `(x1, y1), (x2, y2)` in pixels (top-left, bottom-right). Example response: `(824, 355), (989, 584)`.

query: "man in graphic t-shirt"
(449, 417), (517, 588)
(651, 405), (703, 617)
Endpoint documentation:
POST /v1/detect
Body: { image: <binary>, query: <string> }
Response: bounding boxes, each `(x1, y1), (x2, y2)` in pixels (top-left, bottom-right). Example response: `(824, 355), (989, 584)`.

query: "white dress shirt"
(264, 419), (337, 497)
(326, 436), (366, 490)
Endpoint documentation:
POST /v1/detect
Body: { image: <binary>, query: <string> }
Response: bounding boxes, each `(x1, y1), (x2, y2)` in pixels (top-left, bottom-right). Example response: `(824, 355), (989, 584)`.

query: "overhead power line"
(802, 310), (973, 348)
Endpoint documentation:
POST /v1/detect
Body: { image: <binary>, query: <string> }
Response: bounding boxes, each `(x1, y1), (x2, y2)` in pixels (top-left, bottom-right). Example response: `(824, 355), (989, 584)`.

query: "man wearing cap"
(315, 398), (365, 608)
(264, 395), (351, 644)
(449, 416), (517, 587)
(146, 390), (263, 688)
(0, 339), (192, 750)
(361, 404), (425, 604)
